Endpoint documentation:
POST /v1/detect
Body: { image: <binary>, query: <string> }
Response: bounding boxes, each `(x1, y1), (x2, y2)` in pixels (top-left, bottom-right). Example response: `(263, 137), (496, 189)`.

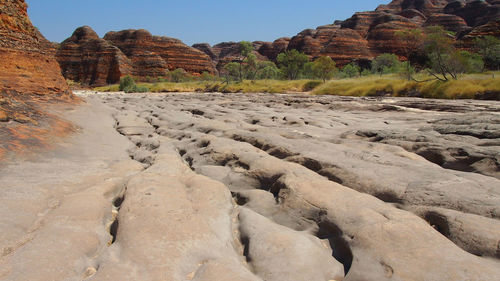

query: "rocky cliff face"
(0, 0), (71, 98)
(57, 28), (217, 85)
(57, 26), (133, 86)
(0, 0), (76, 160)
(256, 37), (290, 61)
(199, 0), (496, 67)
(280, 0), (500, 65)
(288, 24), (374, 65)
(55, 0), (499, 78)
(193, 41), (270, 71)
(104, 29), (216, 76)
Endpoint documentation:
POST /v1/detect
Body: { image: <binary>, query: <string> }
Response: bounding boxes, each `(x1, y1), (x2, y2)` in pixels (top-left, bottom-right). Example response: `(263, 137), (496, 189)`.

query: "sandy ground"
(0, 91), (499, 281)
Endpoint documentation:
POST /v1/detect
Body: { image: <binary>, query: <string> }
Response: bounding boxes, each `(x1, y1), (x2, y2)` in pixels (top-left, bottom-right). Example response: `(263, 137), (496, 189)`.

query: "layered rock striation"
(0, 0), (71, 98)
(194, 0), (498, 67)
(56, 0), (500, 77)
(193, 41), (271, 70)
(0, 0), (77, 160)
(281, 0), (500, 65)
(56, 26), (133, 86)
(104, 29), (216, 76)
(56, 28), (217, 85)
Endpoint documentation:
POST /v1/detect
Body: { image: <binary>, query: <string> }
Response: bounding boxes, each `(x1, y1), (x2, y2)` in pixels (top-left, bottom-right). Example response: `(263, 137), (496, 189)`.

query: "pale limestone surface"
(1, 91), (499, 281)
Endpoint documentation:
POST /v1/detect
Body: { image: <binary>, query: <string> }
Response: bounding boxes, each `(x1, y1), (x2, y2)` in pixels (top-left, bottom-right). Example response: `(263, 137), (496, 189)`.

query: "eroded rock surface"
(1, 92), (499, 281)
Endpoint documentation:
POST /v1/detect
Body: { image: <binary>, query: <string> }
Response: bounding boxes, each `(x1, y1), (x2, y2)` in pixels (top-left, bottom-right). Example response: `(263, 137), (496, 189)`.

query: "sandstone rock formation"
(288, 27), (373, 65)
(192, 43), (218, 61)
(104, 29), (216, 76)
(56, 26), (133, 86)
(365, 14), (417, 56)
(56, 27), (217, 85)
(0, 0), (76, 160)
(256, 37), (290, 61)
(0, 0), (71, 98)
(193, 41), (269, 71)
(55, 0), (500, 76)
(254, 0), (500, 65)
(424, 13), (470, 33)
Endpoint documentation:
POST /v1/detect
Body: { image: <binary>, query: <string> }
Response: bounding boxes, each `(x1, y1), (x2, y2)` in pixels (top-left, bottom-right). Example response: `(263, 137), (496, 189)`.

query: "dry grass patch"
(313, 72), (499, 99)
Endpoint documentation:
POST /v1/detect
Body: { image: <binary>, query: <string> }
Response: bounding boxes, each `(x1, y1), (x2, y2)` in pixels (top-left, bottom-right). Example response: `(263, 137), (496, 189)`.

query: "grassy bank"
(94, 80), (319, 94)
(93, 72), (499, 99)
(312, 72), (500, 99)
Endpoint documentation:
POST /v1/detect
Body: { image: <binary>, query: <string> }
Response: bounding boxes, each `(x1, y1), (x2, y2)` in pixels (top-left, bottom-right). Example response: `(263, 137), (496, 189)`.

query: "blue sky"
(27, 0), (387, 46)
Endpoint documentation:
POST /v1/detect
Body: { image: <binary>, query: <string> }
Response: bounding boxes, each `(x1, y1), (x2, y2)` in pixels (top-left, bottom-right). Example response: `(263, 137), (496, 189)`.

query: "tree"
(223, 62), (241, 81)
(423, 26), (461, 81)
(371, 53), (401, 76)
(312, 56), (337, 82)
(256, 61), (280, 79)
(475, 36), (500, 70)
(340, 63), (360, 78)
(168, 68), (189, 82)
(277, 49), (310, 80)
(395, 28), (424, 80)
(236, 41), (254, 81)
(243, 53), (258, 80)
(302, 62), (316, 79)
(455, 50), (484, 73)
(200, 71), (217, 81)
(240, 41), (253, 58)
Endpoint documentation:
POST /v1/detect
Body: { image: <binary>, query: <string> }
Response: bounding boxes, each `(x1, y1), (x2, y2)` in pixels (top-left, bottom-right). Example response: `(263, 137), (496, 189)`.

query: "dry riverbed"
(1, 91), (499, 281)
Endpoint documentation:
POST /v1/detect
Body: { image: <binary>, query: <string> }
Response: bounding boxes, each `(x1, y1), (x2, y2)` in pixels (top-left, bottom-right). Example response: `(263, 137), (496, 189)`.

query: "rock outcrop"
(424, 13), (470, 33)
(104, 29), (216, 76)
(192, 43), (218, 61)
(193, 41), (270, 71)
(366, 13), (419, 55)
(55, 0), (500, 76)
(288, 26), (373, 65)
(56, 26), (133, 86)
(0, 0), (76, 160)
(255, 0), (500, 65)
(56, 27), (217, 85)
(256, 37), (290, 61)
(0, 0), (71, 99)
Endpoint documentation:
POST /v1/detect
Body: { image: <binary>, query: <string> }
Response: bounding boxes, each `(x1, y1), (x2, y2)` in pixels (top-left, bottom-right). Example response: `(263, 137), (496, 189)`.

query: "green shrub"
(119, 75), (135, 91)
(123, 85), (149, 93)
(200, 71), (218, 81)
(361, 69), (372, 76)
(339, 63), (360, 78)
(371, 53), (401, 75)
(277, 49), (310, 80)
(168, 68), (190, 83)
(303, 80), (322, 91)
(118, 75), (150, 93)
